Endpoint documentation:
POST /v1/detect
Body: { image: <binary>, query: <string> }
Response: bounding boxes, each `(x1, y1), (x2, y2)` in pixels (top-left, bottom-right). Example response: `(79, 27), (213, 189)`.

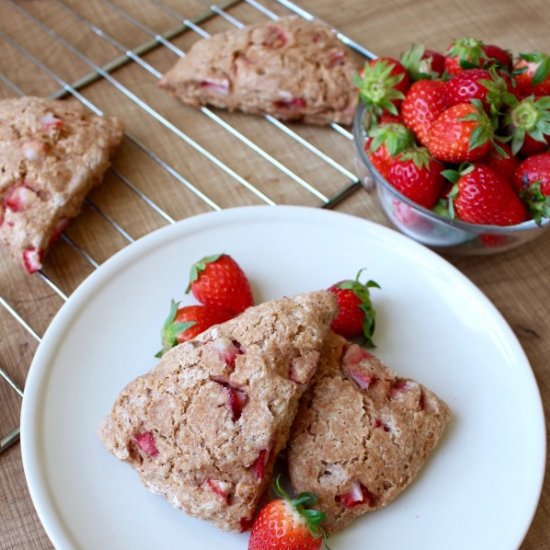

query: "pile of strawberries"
(356, 37), (550, 226)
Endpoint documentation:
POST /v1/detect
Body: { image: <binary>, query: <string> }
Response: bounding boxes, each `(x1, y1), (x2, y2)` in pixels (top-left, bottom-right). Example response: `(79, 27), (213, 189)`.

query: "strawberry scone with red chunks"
(99, 290), (337, 532)
(159, 16), (358, 125)
(288, 331), (450, 533)
(0, 97), (123, 273)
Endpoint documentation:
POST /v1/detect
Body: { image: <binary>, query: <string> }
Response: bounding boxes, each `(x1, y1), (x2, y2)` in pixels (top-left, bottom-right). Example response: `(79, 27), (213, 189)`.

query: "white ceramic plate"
(21, 206), (545, 550)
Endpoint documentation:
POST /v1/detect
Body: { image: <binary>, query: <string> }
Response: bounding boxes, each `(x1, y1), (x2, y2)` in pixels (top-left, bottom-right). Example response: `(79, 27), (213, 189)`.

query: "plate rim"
(20, 204), (547, 549)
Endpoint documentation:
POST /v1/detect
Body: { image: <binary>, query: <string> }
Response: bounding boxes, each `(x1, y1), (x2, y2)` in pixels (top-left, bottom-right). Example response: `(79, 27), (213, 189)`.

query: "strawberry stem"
(186, 253), (222, 293)
(155, 299), (195, 357)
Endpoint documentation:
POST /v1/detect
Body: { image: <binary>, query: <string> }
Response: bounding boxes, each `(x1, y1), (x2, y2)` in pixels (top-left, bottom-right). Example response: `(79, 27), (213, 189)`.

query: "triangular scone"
(288, 332), (451, 533)
(159, 16), (359, 125)
(0, 97), (123, 273)
(99, 291), (337, 532)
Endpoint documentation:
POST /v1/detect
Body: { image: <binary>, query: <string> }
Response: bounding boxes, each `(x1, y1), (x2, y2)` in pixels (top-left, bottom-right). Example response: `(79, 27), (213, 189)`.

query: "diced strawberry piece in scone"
(288, 332), (450, 533)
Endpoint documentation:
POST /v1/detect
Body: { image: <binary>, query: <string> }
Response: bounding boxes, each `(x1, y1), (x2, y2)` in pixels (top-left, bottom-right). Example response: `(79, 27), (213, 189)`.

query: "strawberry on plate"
(426, 100), (494, 163)
(445, 164), (528, 225)
(187, 253), (254, 314)
(156, 300), (234, 356)
(328, 270), (380, 346)
(387, 147), (445, 208)
(248, 477), (329, 550)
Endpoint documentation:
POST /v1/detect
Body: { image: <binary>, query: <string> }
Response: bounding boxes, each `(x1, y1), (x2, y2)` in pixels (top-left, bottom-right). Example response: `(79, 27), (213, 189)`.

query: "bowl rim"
(352, 101), (550, 235)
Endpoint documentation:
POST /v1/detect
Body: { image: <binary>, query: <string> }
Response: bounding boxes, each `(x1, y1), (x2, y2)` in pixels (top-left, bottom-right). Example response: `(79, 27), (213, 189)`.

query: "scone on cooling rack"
(287, 331), (451, 533)
(99, 291), (337, 532)
(0, 97), (123, 273)
(159, 15), (359, 125)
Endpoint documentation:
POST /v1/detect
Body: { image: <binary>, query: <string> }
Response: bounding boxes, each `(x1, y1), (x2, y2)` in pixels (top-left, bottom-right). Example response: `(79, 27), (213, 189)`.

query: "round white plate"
(21, 206), (545, 550)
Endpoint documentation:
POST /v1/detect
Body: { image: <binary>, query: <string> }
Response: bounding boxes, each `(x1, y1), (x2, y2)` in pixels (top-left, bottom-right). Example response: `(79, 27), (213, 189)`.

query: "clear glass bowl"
(352, 102), (550, 255)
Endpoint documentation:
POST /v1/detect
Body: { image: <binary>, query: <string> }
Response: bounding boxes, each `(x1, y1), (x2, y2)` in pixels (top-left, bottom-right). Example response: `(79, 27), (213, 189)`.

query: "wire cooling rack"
(0, 0), (374, 453)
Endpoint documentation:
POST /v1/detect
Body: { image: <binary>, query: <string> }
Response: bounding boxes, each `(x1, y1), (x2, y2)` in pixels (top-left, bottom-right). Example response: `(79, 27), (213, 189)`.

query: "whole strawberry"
(365, 121), (415, 178)
(514, 52), (550, 97)
(387, 147), (445, 208)
(400, 43), (445, 80)
(480, 142), (520, 183)
(248, 478), (328, 550)
(401, 79), (448, 146)
(157, 300), (233, 356)
(355, 57), (410, 116)
(514, 152), (550, 223)
(427, 100), (493, 163)
(444, 37), (486, 75)
(446, 164), (528, 225)
(328, 270), (380, 346)
(187, 253), (254, 314)
(504, 96), (550, 155)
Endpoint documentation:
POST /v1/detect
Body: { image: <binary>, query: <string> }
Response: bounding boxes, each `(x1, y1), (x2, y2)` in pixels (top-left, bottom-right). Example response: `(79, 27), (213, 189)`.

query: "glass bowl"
(352, 102), (550, 255)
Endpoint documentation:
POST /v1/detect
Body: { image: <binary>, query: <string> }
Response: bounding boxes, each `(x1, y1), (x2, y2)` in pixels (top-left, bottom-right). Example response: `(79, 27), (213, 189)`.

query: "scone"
(287, 332), (450, 533)
(0, 97), (123, 273)
(99, 291), (337, 532)
(159, 16), (359, 125)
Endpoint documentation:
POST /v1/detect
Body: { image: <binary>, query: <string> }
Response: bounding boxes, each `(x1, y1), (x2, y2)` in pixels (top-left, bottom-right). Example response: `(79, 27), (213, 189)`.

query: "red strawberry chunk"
(210, 376), (248, 420)
(342, 344), (373, 366)
(40, 112), (63, 130)
(273, 97), (307, 111)
(5, 183), (37, 212)
(373, 418), (391, 432)
(133, 431), (159, 457)
(199, 79), (229, 95)
(206, 478), (232, 504)
(327, 48), (345, 67)
(335, 481), (374, 508)
(388, 378), (415, 400)
(263, 24), (289, 48)
(214, 338), (244, 369)
(346, 368), (375, 390)
(22, 247), (43, 274)
(251, 448), (270, 480)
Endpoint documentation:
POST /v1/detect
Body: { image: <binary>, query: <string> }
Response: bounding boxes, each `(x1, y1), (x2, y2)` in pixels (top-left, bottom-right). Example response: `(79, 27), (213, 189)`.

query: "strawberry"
(400, 43), (445, 80)
(426, 101), (493, 163)
(365, 121), (415, 178)
(187, 253), (254, 314)
(482, 44), (513, 71)
(387, 147), (445, 208)
(444, 37), (486, 75)
(401, 79), (448, 146)
(156, 300), (233, 357)
(442, 68), (515, 115)
(22, 246), (43, 274)
(328, 270), (380, 346)
(480, 142), (520, 183)
(514, 52), (550, 97)
(445, 164), (528, 225)
(504, 96), (550, 155)
(514, 152), (550, 223)
(248, 477), (328, 550)
(355, 57), (410, 116)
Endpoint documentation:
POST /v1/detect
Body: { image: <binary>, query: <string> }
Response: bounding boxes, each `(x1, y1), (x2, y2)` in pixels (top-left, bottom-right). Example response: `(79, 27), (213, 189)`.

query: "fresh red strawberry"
(400, 43), (445, 80)
(514, 152), (550, 223)
(480, 142), (520, 183)
(156, 300), (233, 356)
(442, 68), (515, 115)
(482, 44), (513, 71)
(187, 253), (254, 314)
(427, 101), (493, 163)
(248, 478), (328, 550)
(328, 270), (380, 346)
(514, 52), (550, 97)
(401, 79), (448, 146)
(365, 121), (415, 178)
(446, 164), (528, 225)
(387, 147), (445, 208)
(504, 96), (550, 155)
(444, 37), (486, 75)
(355, 57), (410, 115)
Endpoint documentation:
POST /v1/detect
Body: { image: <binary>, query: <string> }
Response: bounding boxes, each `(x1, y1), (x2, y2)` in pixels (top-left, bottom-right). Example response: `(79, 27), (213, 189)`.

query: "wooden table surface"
(1, 0), (549, 548)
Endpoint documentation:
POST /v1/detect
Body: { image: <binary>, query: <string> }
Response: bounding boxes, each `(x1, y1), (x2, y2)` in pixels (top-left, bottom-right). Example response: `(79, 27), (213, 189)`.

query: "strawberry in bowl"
(353, 38), (550, 254)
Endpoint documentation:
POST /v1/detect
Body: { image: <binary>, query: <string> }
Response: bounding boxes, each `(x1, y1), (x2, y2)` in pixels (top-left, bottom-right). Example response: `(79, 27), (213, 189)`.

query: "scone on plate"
(0, 97), (123, 273)
(99, 291), (337, 532)
(287, 332), (451, 533)
(159, 16), (359, 125)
